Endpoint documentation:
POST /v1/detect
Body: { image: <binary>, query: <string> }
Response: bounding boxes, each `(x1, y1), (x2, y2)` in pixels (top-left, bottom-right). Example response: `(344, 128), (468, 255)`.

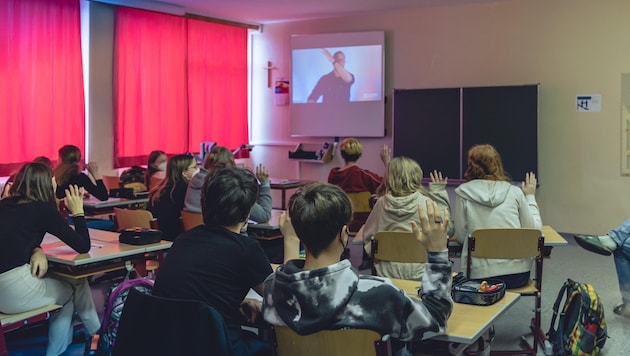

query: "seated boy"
(153, 167), (273, 356)
(262, 183), (453, 355)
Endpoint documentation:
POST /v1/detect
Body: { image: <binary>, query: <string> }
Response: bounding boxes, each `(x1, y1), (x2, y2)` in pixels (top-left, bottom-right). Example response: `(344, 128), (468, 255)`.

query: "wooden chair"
(466, 228), (545, 356)
(370, 231), (427, 277)
(113, 208), (160, 276)
(101, 175), (122, 191)
(346, 191), (373, 236)
(181, 210), (203, 231)
(274, 326), (392, 356)
(1, 304), (61, 356)
(113, 289), (231, 356)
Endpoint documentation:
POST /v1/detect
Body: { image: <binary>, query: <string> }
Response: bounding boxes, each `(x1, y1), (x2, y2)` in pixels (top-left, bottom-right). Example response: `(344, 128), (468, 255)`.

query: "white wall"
(89, 0), (630, 233)
(246, 0), (630, 234)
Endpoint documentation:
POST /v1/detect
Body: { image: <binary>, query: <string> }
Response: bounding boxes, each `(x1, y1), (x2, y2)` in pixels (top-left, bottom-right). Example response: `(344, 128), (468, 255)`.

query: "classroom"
(2, 0), (630, 355)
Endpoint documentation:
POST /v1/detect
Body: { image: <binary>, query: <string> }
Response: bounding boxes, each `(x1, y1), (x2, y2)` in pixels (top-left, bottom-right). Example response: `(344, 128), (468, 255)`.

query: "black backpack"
(547, 279), (607, 356)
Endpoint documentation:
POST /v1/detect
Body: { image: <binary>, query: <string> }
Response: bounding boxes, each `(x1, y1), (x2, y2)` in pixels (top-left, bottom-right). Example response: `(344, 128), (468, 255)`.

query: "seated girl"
(144, 150), (167, 190)
(148, 154), (197, 241)
(455, 144), (541, 288)
(356, 157), (452, 280)
(0, 163), (100, 356)
(54, 145), (108, 201)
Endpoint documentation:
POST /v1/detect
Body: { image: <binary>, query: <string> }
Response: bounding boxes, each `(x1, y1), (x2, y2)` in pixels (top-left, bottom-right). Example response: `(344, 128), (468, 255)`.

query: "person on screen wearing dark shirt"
(153, 167), (273, 356)
(307, 50), (355, 103)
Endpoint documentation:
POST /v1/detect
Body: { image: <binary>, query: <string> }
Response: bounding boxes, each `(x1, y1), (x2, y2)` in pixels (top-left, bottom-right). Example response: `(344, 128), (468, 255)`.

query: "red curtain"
(0, 0), (85, 176)
(114, 7), (188, 167)
(187, 19), (249, 152)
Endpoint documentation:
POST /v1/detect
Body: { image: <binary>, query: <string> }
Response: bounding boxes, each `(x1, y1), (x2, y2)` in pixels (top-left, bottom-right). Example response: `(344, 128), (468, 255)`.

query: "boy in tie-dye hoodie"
(262, 183), (453, 355)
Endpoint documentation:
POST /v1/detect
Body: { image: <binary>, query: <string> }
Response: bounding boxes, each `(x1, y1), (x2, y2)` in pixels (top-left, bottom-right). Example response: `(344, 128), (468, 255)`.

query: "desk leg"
(133, 258), (147, 277)
(281, 189), (286, 210)
(0, 327), (8, 356)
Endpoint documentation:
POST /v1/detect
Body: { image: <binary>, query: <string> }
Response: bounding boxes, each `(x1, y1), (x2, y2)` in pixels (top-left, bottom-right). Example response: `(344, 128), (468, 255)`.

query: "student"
(54, 145), (108, 201)
(153, 167), (273, 356)
(147, 154), (197, 241)
(356, 157), (452, 280)
(455, 144), (541, 288)
(144, 150), (167, 190)
(575, 223), (630, 318)
(2, 156), (54, 199)
(327, 138), (389, 195)
(183, 145), (272, 223)
(328, 138), (390, 269)
(0, 163), (100, 356)
(262, 183), (453, 355)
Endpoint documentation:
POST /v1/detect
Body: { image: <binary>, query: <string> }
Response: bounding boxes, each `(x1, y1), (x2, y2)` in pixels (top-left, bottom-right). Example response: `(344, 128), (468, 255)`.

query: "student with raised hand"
(184, 145), (272, 223)
(455, 144), (542, 288)
(144, 150), (167, 190)
(356, 157), (453, 279)
(0, 163), (100, 356)
(148, 154), (197, 241)
(153, 167), (273, 356)
(262, 184), (453, 355)
(54, 144), (108, 201)
(327, 138), (389, 195)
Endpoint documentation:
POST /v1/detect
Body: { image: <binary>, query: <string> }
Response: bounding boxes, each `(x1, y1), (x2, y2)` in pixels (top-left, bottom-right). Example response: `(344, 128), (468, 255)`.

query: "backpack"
(547, 279), (607, 356)
(119, 166), (147, 193)
(96, 277), (154, 356)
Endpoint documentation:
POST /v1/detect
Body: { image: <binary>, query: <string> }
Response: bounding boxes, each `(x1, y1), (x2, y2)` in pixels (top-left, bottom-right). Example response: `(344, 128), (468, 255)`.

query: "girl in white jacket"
(455, 144), (541, 288)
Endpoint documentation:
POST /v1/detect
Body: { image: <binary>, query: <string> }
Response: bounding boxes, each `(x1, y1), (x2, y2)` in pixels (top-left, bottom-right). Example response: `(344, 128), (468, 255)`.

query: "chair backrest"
(181, 210), (204, 231)
(467, 228), (544, 286)
(274, 326), (391, 356)
(346, 191), (373, 235)
(347, 191), (372, 213)
(101, 175), (122, 191)
(114, 207), (155, 230)
(113, 289), (232, 356)
(370, 231), (427, 277)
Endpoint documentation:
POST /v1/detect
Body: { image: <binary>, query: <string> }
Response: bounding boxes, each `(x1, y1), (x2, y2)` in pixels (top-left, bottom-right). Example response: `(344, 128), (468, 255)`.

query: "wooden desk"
(269, 180), (312, 210)
(542, 225), (568, 246)
(42, 230), (171, 278)
(247, 209), (283, 240)
(82, 196), (149, 215)
(390, 278), (520, 351)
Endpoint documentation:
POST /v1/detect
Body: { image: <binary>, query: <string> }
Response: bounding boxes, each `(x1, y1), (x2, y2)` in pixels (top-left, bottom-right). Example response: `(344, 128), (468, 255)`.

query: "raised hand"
(521, 172), (537, 195)
(255, 164), (270, 184)
(380, 145), (391, 166)
(410, 200), (449, 252)
(430, 170), (448, 184)
(64, 184), (85, 216)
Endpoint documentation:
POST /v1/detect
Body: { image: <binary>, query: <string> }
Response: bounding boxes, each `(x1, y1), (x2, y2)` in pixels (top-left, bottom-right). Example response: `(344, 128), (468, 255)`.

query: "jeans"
(608, 219), (630, 304)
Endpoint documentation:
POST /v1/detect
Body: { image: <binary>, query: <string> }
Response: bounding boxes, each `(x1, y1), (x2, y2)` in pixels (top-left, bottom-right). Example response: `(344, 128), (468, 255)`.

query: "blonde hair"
(384, 157), (427, 197)
(339, 138), (363, 163)
(464, 144), (510, 182)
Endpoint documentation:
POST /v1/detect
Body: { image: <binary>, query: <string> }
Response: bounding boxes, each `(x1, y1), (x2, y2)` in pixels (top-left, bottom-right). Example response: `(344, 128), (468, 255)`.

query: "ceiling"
(158, 0), (507, 24)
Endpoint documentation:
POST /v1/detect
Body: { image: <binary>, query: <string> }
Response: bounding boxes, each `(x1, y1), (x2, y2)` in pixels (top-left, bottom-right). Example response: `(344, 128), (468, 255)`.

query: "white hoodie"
(455, 180), (542, 278)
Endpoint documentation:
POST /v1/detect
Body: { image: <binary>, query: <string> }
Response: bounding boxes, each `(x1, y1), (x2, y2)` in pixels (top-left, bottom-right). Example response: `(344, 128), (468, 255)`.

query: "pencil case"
(119, 228), (162, 245)
(451, 278), (506, 306)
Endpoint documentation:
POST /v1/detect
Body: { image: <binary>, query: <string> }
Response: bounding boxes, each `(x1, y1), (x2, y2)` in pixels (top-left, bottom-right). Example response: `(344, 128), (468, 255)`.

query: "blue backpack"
(96, 277), (154, 356)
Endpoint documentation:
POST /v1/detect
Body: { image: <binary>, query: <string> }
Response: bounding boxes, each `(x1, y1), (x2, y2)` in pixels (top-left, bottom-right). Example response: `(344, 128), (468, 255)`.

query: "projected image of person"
(307, 49), (355, 103)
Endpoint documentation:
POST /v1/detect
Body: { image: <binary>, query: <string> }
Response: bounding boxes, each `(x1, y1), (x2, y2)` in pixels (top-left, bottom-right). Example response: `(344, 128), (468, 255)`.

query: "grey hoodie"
(455, 179), (542, 278)
(183, 168), (272, 223)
